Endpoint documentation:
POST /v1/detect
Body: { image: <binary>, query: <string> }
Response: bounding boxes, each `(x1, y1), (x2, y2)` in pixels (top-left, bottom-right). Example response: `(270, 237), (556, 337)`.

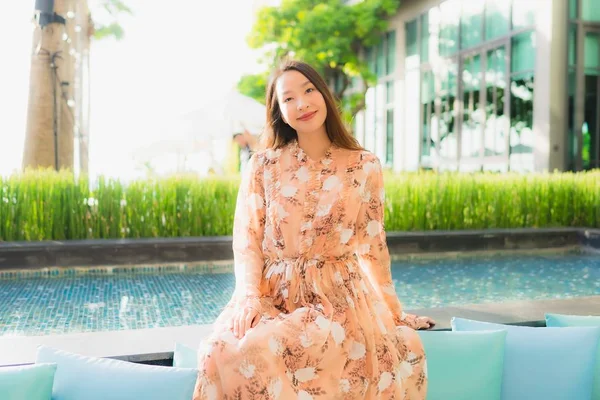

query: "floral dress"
(193, 140), (427, 400)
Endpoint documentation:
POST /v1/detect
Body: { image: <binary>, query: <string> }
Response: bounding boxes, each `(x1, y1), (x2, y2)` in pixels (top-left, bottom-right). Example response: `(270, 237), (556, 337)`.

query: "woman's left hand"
(415, 316), (436, 330)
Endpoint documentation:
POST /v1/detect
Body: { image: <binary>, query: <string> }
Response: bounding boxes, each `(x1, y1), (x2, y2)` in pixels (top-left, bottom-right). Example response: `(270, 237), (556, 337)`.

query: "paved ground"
(1, 295), (598, 367)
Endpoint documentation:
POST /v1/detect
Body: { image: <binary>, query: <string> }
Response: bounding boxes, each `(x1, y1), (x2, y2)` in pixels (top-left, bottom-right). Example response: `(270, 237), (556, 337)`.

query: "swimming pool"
(0, 251), (598, 336)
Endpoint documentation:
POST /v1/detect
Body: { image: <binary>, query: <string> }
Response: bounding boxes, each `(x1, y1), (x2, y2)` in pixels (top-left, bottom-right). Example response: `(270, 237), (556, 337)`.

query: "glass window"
(377, 39), (385, 77)
(485, 0), (510, 40)
(569, 24), (577, 67)
(406, 19), (418, 57)
(568, 68), (577, 169)
(386, 81), (394, 104)
(405, 68), (421, 168)
(405, 19), (419, 69)
(461, 54), (482, 158)
(460, 0), (484, 49)
(421, 12), (429, 63)
(365, 87), (376, 151)
(582, 0), (600, 21)
(421, 70), (435, 157)
(582, 74), (598, 169)
(439, 0), (460, 57)
(375, 83), (386, 159)
(570, 0), (578, 19)
(386, 109), (394, 165)
(366, 47), (376, 75)
(511, 32), (535, 73)
(512, 0), (536, 30)
(386, 31), (396, 75)
(421, 8), (441, 64)
(485, 47), (508, 157)
(439, 61), (458, 159)
(584, 31), (600, 71)
(510, 72), (535, 171)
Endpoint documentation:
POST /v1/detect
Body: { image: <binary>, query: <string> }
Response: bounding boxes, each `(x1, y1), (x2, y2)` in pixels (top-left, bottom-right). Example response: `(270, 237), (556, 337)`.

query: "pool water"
(0, 252), (598, 336)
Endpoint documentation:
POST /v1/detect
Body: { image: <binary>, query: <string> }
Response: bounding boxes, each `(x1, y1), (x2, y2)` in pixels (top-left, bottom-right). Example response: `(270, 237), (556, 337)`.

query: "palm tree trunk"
(22, 0), (70, 171)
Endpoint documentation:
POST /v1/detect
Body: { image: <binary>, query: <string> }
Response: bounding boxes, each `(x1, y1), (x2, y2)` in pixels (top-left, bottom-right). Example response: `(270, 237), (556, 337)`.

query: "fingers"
(237, 312), (246, 339)
(422, 317), (436, 330)
(233, 314), (240, 338)
(231, 308), (261, 339)
(240, 309), (260, 338)
(250, 311), (260, 328)
(243, 313), (254, 336)
(416, 316), (435, 330)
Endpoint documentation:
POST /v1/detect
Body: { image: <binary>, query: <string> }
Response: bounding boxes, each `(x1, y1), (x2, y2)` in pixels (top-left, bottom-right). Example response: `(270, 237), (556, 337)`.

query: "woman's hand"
(415, 316), (436, 330)
(229, 304), (261, 339)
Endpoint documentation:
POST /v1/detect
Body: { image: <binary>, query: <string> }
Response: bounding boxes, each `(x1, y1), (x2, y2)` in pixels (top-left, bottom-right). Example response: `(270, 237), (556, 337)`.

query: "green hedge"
(0, 169), (598, 241)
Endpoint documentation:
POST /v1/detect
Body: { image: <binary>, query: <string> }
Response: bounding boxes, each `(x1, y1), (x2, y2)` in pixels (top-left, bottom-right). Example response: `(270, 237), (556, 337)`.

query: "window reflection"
(511, 32), (535, 73)
(485, 47), (508, 157)
(461, 54), (482, 159)
(365, 86), (375, 152)
(583, 74), (598, 169)
(512, 0), (536, 30)
(570, 0), (577, 19)
(421, 8), (440, 64)
(510, 73), (535, 171)
(439, 0), (460, 57)
(439, 61), (458, 160)
(421, 70), (435, 158)
(404, 0), (539, 171)
(386, 31), (396, 75)
(485, 0), (510, 40)
(405, 19), (419, 68)
(460, 0), (483, 49)
(569, 25), (577, 67)
(582, 0), (600, 22)
(386, 109), (394, 166)
(568, 69), (576, 169)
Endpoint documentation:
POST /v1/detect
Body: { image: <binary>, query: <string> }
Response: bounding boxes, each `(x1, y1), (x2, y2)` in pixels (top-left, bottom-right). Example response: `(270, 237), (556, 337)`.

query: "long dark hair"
(261, 60), (363, 151)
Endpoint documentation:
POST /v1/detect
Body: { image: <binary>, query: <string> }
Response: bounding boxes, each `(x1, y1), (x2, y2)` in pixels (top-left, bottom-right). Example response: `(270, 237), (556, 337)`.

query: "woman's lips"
(298, 111), (317, 121)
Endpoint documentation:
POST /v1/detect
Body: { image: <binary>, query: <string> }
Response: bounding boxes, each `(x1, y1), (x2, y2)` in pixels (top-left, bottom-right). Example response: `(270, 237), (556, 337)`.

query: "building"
(353, 0), (599, 172)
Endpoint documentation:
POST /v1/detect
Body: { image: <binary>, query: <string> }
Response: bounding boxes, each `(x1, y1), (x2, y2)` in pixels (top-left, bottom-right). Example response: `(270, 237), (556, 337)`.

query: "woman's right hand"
(229, 304), (260, 339)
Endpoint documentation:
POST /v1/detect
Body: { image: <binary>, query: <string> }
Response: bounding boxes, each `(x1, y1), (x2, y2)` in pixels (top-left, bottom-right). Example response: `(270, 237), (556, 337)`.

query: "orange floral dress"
(193, 140), (427, 400)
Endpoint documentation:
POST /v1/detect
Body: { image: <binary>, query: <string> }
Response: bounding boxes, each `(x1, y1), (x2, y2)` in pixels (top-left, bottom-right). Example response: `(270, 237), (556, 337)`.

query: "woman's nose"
(296, 98), (308, 110)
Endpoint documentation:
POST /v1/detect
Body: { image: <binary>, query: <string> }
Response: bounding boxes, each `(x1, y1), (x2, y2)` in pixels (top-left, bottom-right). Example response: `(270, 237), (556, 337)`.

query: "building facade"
(353, 0), (600, 172)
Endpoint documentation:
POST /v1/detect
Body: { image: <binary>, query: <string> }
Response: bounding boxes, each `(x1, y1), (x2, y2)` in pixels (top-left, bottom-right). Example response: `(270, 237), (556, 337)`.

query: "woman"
(193, 60), (435, 400)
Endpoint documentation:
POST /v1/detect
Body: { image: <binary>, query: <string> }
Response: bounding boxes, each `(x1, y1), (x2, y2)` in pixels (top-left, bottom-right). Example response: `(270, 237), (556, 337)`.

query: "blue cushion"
(35, 346), (198, 400)
(0, 363), (56, 400)
(418, 330), (506, 400)
(173, 342), (198, 369)
(546, 313), (600, 400)
(452, 317), (600, 400)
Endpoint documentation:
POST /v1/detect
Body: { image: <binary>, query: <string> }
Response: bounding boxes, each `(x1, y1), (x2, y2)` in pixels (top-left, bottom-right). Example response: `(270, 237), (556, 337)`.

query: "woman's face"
(275, 70), (327, 136)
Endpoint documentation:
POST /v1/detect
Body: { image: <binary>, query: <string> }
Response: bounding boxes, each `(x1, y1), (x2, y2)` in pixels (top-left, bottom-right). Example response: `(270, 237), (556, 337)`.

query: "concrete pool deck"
(1, 295), (598, 367)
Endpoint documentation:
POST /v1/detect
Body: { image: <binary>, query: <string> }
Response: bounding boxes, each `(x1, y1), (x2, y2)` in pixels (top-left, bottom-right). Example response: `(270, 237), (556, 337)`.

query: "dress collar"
(289, 139), (335, 166)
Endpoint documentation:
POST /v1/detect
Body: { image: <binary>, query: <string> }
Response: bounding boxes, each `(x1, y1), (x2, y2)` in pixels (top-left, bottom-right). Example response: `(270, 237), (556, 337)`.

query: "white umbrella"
(178, 90), (266, 139)
(130, 90), (266, 175)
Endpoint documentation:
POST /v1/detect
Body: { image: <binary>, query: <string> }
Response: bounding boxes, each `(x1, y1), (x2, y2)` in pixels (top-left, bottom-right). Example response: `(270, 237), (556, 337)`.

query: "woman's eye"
(306, 88), (314, 93)
(284, 97), (293, 103)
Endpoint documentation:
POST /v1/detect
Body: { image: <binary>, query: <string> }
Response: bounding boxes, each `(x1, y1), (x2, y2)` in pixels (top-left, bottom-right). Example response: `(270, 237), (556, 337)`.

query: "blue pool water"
(0, 252), (598, 336)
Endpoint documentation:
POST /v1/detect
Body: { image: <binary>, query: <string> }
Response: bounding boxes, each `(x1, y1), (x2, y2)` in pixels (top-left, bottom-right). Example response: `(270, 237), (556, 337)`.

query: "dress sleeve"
(355, 155), (421, 329)
(232, 153), (266, 305)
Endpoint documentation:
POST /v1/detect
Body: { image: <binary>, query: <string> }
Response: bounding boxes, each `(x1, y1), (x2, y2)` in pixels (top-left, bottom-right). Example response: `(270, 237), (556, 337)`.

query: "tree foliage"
(237, 72), (269, 104)
(91, 0), (133, 40)
(238, 0), (400, 123)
